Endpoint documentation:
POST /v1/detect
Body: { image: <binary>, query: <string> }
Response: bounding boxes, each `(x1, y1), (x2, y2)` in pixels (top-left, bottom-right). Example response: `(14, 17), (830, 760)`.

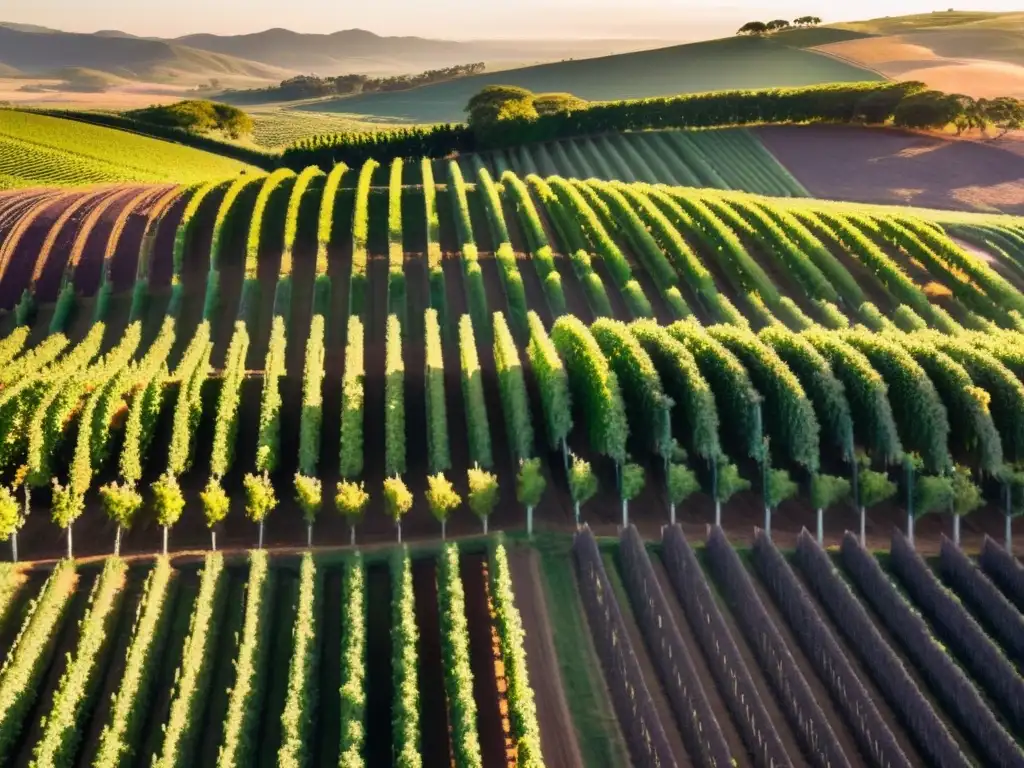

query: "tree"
(999, 465), (1024, 549)
(766, 19), (792, 31)
(893, 90), (963, 130)
(980, 96), (1024, 137)
(152, 473), (185, 556)
(295, 474), (322, 547)
(620, 463), (645, 528)
(426, 473), (461, 540)
(0, 486), (21, 562)
(51, 481), (84, 559)
(667, 463), (700, 525)
(568, 454), (598, 526)
(466, 85), (536, 129)
(533, 92), (586, 116)
(383, 477), (412, 542)
(200, 478), (229, 551)
(737, 21), (769, 35)
(950, 465), (983, 546)
(904, 452), (954, 546)
(857, 465), (897, 545)
(810, 474), (851, 544)
(764, 468), (798, 538)
(99, 481), (143, 556)
(516, 457), (546, 536)
(243, 473), (277, 549)
(335, 479), (369, 546)
(794, 15), (822, 26)
(467, 466), (499, 534)
(712, 459), (750, 526)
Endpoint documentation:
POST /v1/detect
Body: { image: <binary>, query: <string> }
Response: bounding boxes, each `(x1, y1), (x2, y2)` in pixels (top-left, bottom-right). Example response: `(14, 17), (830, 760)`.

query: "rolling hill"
(301, 35), (882, 124)
(0, 25), (293, 86)
(809, 12), (1024, 99)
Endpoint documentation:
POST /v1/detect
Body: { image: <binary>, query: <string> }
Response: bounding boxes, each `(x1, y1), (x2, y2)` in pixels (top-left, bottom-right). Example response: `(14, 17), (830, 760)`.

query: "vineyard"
(0, 134), (1023, 766)
(0, 111), (259, 189)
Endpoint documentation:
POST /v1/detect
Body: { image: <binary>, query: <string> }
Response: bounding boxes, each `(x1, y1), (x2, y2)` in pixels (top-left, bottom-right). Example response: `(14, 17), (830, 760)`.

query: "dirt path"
(504, 546), (584, 768)
(650, 554), (750, 765)
(365, 563), (395, 767)
(413, 557), (452, 767)
(460, 554), (511, 768)
(255, 569), (300, 767)
(285, 238), (317, 376)
(313, 565), (344, 767)
(742, 557), (867, 765)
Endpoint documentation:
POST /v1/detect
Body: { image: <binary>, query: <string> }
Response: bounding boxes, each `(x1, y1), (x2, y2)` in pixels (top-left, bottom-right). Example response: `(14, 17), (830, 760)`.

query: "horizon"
(2, 1), (1020, 40)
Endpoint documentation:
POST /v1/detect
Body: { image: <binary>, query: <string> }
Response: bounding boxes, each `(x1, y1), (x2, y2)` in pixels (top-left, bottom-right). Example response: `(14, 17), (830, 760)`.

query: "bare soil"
(757, 125), (1024, 214)
(461, 554), (513, 768)
(504, 546), (584, 768)
(412, 557), (452, 767)
(365, 563), (395, 767)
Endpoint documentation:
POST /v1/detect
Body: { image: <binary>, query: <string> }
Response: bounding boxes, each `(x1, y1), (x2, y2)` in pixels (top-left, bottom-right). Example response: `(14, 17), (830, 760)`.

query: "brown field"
(757, 124), (1024, 214)
(816, 29), (1024, 99)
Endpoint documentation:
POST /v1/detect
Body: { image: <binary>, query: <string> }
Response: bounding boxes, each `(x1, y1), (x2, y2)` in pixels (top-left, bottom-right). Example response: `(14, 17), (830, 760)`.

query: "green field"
(0, 110), (259, 187)
(300, 36), (882, 124)
(465, 128), (808, 197)
(246, 108), (427, 151)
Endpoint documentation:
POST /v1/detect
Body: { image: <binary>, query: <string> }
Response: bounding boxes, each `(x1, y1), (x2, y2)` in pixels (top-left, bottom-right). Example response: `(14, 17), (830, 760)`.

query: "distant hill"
(0, 25), (293, 87)
(300, 36), (882, 124)
(175, 28), (675, 76)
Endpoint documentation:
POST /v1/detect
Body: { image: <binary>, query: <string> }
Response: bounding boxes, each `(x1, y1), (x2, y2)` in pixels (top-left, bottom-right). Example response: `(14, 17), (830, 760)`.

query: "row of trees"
(221, 63), (486, 104)
(737, 17), (822, 35)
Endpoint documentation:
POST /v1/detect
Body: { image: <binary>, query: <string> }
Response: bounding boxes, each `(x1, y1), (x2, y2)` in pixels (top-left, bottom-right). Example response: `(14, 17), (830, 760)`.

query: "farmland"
(0, 111), (259, 188)
(1, 132), (1024, 767)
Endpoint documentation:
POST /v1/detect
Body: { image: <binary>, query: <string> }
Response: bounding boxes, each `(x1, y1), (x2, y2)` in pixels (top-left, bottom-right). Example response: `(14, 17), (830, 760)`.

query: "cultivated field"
(0, 111), (259, 188)
(0, 162), (1020, 564)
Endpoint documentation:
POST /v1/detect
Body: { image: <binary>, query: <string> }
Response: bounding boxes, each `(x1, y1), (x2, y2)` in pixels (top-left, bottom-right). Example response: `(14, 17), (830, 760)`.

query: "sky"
(2, 0), (1021, 39)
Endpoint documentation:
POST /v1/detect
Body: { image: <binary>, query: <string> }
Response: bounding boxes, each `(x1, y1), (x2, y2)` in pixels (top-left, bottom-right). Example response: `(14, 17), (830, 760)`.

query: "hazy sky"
(3, 0), (1021, 39)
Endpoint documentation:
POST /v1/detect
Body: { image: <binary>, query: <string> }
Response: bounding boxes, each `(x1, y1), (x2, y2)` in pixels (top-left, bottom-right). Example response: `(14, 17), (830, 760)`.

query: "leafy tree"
(894, 90), (964, 130)
(151, 472), (184, 555)
(981, 96), (1024, 136)
(295, 474), (322, 547)
(810, 474), (851, 544)
(243, 473), (277, 549)
(766, 19), (792, 31)
(467, 466), (499, 534)
(516, 458), (547, 535)
(336, 480), (369, 546)
(737, 21), (769, 35)
(466, 85), (536, 129)
(51, 481), (84, 559)
(384, 477), (412, 542)
(794, 15), (822, 25)
(98, 481), (142, 556)
(712, 459), (750, 526)
(568, 454), (598, 526)
(200, 477), (229, 551)
(620, 463), (645, 528)
(533, 92), (586, 115)
(426, 473), (461, 540)
(667, 463), (700, 525)
(950, 465), (983, 546)
(857, 464), (897, 544)
(763, 468), (797, 537)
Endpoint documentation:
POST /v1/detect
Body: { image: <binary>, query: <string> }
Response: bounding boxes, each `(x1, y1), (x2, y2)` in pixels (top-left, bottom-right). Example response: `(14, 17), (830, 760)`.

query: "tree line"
(221, 63), (487, 104)
(737, 16), (822, 35)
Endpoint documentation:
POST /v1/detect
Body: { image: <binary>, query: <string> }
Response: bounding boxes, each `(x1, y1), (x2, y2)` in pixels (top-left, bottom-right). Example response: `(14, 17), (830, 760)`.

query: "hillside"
(0, 25), (293, 86)
(810, 12), (1024, 98)
(301, 36), (882, 124)
(0, 110), (258, 186)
